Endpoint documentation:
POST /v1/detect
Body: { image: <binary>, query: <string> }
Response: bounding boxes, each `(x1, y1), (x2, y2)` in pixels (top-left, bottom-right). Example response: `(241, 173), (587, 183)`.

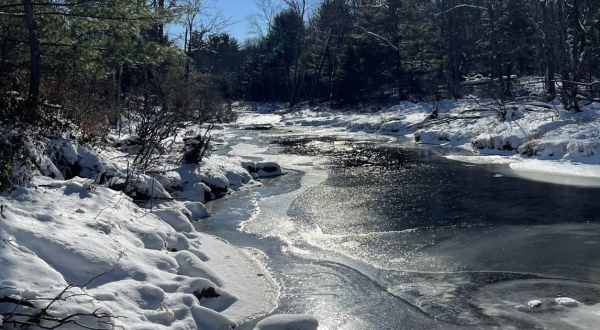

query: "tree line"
(240, 0), (600, 111)
(1, 0), (599, 118)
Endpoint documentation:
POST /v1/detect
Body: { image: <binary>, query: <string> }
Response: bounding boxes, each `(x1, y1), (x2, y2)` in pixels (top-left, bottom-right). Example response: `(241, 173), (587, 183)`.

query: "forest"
(2, 0), (600, 113)
(242, 0), (600, 111)
(0, 0), (600, 184)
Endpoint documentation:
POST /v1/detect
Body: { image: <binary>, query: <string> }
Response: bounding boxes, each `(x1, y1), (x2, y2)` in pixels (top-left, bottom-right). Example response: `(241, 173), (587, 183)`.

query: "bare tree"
(179, 0), (231, 79)
(528, 0), (598, 111)
(247, 0), (282, 37)
(306, 0), (351, 105)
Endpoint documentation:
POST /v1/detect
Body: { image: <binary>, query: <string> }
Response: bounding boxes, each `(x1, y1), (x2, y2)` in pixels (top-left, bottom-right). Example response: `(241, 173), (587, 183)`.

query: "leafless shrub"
(125, 61), (235, 172)
(0, 274), (124, 330)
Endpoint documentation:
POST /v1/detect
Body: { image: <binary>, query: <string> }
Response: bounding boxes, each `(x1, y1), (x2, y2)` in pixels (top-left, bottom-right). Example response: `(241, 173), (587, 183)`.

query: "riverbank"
(239, 98), (600, 179)
(0, 118), (306, 329)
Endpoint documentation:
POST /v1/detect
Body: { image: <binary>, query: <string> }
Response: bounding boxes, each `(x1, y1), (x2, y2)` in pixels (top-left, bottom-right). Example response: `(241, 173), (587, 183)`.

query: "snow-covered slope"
(0, 116), (290, 329)
(0, 176), (277, 330)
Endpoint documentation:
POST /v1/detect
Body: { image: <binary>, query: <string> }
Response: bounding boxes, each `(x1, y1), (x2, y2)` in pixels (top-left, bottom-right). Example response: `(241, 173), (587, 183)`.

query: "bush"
(124, 60), (236, 171)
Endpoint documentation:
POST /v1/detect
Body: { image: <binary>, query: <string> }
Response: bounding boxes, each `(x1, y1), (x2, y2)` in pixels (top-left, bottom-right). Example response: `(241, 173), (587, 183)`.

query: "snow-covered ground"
(0, 176), (277, 329)
(0, 115), (307, 329)
(237, 98), (600, 179)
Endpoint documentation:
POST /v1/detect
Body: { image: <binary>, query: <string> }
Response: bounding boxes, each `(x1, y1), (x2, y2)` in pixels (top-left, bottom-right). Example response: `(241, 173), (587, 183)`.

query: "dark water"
(286, 140), (599, 233)
(201, 128), (600, 330)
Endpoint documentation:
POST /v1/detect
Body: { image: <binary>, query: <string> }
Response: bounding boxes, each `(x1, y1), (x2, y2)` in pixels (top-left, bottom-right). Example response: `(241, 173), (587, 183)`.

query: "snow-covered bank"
(0, 118), (295, 329)
(0, 176), (277, 329)
(237, 98), (600, 179)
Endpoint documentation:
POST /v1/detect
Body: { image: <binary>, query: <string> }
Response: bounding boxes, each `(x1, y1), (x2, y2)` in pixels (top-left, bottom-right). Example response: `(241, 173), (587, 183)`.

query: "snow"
(129, 173), (172, 200)
(556, 297), (580, 307)
(235, 108), (283, 127)
(253, 314), (319, 330)
(256, 162), (284, 177)
(0, 112), (288, 329)
(278, 102), (430, 135)
(242, 98), (600, 179)
(154, 208), (195, 233)
(6, 94), (600, 329)
(186, 202), (210, 221)
(444, 154), (518, 165)
(0, 175), (279, 329)
(510, 160), (600, 179)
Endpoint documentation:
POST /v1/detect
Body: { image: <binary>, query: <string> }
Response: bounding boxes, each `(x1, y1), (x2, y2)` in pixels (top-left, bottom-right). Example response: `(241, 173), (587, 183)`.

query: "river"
(196, 123), (600, 330)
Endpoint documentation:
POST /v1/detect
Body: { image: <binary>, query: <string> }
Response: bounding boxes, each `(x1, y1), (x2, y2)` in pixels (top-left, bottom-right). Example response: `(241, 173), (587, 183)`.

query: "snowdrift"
(0, 176), (277, 330)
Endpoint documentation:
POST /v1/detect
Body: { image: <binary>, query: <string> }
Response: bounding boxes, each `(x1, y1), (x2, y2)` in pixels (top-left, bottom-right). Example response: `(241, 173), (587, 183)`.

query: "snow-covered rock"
(556, 297), (579, 307)
(77, 145), (122, 179)
(186, 202), (210, 221)
(128, 173), (172, 201)
(253, 314), (319, 330)
(241, 160), (257, 173)
(256, 162), (283, 177)
(528, 300), (542, 308)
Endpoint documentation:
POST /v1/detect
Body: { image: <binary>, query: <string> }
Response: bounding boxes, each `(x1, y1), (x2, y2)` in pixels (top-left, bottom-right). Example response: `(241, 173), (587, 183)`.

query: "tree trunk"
(184, 26), (190, 80)
(387, 1), (403, 99)
(539, 0), (556, 96)
(114, 63), (123, 124)
(545, 60), (556, 95)
(451, 55), (462, 99)
(309, 29), (332, 105)
(158, 0), (165, 44)
(22, 0), (41, 102)
(395, 47), (403, 99)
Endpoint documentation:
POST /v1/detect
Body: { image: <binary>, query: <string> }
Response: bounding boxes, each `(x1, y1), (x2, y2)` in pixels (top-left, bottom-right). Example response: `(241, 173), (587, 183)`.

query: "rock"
(240, 160), (257, 173)
(528, 300), (542, 308)
(181, 207), (193, 220)
(154, 209), (194, 233)
(193, 287), (221, 300)
(244, 124), (273, 131)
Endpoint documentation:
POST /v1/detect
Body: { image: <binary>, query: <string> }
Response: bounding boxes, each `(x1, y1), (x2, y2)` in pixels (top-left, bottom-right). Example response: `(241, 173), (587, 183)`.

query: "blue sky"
(219, 0), (259, 42)
(166, 0), (260, 45)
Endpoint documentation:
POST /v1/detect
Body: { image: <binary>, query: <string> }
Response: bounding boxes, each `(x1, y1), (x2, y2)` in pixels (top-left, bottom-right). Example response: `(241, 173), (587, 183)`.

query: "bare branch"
(435, 4), (486, 17)
(354, 25), (398, 50)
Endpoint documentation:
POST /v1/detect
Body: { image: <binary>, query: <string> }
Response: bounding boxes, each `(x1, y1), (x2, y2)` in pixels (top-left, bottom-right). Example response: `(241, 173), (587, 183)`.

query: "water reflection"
(273, 133), (600, 328)
(205, 129), (600, 329)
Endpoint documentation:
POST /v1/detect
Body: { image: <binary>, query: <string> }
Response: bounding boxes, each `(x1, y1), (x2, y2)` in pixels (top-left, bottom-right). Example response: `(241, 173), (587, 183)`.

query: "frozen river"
(197, 125), (600, 330)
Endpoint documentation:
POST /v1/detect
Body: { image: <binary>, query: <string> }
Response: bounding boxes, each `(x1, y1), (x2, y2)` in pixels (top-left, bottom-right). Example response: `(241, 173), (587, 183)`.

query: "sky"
(166, 0), (260, 46)
(218, 0), (260, 42)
